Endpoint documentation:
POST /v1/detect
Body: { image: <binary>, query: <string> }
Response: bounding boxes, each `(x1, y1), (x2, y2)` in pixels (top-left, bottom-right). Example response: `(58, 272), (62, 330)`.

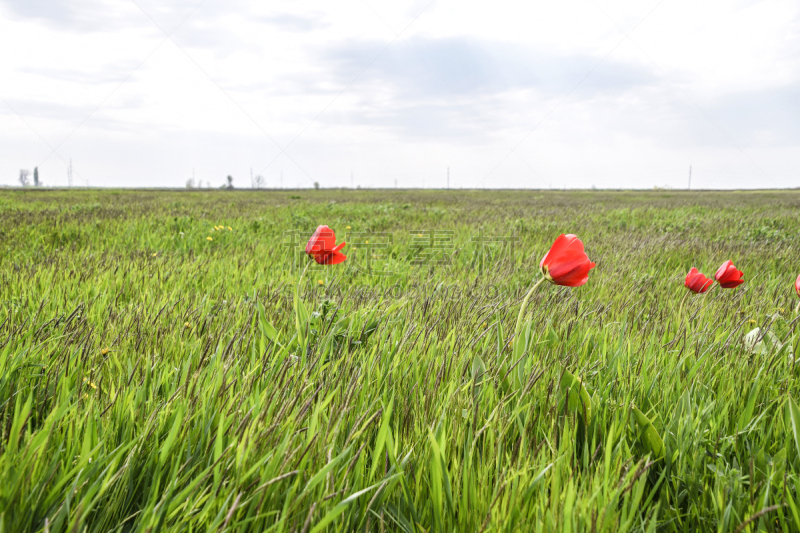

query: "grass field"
(1, 188), (800, 532)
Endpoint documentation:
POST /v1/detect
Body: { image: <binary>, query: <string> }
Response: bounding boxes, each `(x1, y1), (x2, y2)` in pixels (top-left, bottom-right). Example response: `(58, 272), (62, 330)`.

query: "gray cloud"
(18, 63), (144, 86)
(260, 13), (327, 32)
(327, 37), (658, 99)
(0, 0), (130, 31)
(316, 37), (800, 149)
(0, 0), (240, 33)
(316, 37), (659, 141)
(701, 86), (800, 147)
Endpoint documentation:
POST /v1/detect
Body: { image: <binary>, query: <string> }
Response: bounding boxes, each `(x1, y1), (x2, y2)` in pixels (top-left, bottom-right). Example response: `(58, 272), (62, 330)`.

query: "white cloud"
(0, 0), (798, 189)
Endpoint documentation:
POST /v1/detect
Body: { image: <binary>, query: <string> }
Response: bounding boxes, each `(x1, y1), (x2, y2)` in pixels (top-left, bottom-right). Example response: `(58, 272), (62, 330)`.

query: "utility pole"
(688, 165), (692, 190)
(350, 171), (353, 189)
(250, 167), (254, 188)
(394, 178), (397, 189)
(67, 159), (73, 187)
(447, 167), (450, 189)
(280, 170), (283, 189)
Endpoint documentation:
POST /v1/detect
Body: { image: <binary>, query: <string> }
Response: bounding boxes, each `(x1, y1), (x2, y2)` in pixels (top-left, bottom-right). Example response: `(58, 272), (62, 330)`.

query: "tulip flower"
(514, 234), (594, 349)
(684, 267), (713, 294)
(539, 234), (596, 287)
(306, 225), (346, 265)
(714, 260), (744, 289)
(795, 274), (800, 313)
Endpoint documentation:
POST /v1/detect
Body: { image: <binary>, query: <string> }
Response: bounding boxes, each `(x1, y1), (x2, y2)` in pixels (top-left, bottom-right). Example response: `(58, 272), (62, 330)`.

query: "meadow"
(1, 187), (800, 532)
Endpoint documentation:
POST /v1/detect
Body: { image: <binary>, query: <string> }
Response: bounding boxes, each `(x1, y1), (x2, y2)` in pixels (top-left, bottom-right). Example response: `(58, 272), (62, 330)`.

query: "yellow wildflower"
(227, 226), (232, 231)
(152, 252), (157, 257)
(346, 226), (351, 230)
(184, 322), (191, 329)
(207, 236), (213, 241)
(318, 280), (324, 285)
(101, 348), (109, 355)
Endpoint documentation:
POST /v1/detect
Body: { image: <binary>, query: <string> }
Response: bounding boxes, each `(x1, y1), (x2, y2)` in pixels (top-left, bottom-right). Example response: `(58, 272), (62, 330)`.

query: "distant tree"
(253, 175), (265, 189)
(313, 181), (320, 190)
(19, 169), (30, 187)
(186, 178), (195, 189)
(33, 167), (40, 187)
(225, 175), (234, 190)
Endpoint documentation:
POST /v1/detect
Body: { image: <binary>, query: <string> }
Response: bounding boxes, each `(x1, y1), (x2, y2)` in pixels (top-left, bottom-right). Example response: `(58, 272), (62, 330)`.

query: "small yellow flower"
(227, 226), (232, 231)
(779, 308), (785, 313)
(749, 319), (757, 324)
(318, 280), (324, 285)
(346, 226), (351, 230)
(207, 236), (213, 241)
(152, 252), (157, 257)
(417, 234), (423, 237)
(101, 348), (109, 355)
(184, 322), (191, 329)
(366, 240), (369, 244)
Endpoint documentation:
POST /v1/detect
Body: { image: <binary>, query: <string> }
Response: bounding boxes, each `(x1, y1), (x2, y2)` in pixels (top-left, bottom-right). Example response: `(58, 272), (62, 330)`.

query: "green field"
(1, 188), (800, 532)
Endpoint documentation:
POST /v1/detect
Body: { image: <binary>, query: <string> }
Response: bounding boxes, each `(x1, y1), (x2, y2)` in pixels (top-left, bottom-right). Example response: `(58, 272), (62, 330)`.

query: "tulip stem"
(514, 277), (547, 349)
(677, 290), (689, 321)
(795, 300), (800, 314)
(298, 260), (311, 283)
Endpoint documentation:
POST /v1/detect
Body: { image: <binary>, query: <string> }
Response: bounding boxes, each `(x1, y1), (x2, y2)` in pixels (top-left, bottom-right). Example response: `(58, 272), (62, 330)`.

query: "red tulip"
(714, 260), (744, 289)
(306, 225), (346, 265)
(539, 234), (595, 287)
(795, 273), (800, 298)
(684, 267), (713, 294)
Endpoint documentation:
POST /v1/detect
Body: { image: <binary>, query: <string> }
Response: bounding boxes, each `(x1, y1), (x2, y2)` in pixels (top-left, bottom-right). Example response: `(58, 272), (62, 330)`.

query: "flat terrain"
(1, 188), (800, 532)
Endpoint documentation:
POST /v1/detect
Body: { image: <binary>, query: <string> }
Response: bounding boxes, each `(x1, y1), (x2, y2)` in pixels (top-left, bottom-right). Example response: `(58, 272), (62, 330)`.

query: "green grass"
(1, 188), (800, 532)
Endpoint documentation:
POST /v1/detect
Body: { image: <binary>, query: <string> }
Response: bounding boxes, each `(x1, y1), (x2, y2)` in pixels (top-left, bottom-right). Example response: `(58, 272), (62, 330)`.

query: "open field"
(1, 188), (800, 532)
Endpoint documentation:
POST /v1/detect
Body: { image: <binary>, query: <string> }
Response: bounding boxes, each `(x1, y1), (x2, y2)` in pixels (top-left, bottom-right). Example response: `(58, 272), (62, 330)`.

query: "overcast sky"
(1, 0), (798, 189)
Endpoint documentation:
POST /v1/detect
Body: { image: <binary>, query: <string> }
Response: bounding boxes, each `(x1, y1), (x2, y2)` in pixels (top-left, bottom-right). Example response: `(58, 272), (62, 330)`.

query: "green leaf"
(294, 280), (309, 347)
(631, 405), (665, 460)
(362, 318), (380, 340)
(472, 354), (487, 399)
(472, 354), (486, 378)
(370, 397), (394, 480)
(786, 395), (800, 460)
(559, 369), (592, 426)
(301, 445), (353, 497)
(310, 475), (402, 533)
(159, 403), (185, 466)
(8, 392), (33, 456)
(257, 302), (279, 342)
